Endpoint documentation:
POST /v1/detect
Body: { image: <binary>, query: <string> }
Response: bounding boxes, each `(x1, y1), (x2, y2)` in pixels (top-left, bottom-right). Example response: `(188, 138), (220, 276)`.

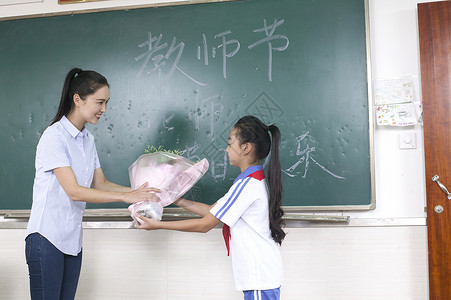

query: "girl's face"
(77, 85), (110, 126)
(226, 128), (245, 168)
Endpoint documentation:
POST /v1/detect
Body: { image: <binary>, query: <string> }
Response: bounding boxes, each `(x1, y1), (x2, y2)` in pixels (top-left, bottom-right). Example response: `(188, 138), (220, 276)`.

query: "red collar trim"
(247, 170), (265, 181)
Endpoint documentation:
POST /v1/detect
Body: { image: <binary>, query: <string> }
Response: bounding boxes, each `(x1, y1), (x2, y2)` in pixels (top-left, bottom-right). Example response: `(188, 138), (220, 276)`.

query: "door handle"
(431, 175), (451, 200)
(434, 205), (444, 214)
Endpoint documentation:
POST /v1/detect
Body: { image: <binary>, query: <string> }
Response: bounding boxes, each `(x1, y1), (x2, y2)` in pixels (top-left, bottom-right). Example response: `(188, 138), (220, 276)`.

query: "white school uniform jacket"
(210, 165), (283, 291)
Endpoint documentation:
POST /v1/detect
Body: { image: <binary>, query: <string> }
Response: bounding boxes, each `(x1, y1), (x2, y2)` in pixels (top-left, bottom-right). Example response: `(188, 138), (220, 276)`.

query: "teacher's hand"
(125, 183), (161, 204)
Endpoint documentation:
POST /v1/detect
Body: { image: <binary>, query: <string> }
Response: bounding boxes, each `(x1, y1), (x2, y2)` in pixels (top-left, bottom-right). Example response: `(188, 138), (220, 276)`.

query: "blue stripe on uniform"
(215, 177), (252, 220)
(214, 178), (244, 218)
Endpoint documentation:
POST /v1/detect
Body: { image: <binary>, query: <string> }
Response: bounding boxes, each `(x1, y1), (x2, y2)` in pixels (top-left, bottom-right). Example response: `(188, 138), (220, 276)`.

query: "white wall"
(0, 0), (435, 299)
(363, 0), (428, 220)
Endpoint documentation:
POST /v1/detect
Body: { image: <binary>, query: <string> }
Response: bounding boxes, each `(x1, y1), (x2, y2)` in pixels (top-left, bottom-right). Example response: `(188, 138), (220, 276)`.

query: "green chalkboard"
(0, 0), (374, 211)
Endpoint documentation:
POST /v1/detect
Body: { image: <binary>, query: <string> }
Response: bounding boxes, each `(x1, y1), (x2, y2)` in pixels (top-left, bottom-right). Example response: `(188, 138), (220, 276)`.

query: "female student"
(25, 68), (159, 300)
(136, 115), (286, 300)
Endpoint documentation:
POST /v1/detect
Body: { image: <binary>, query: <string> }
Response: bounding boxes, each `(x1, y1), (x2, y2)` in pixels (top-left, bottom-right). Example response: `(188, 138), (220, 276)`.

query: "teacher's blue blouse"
(26, 116), (100, 255)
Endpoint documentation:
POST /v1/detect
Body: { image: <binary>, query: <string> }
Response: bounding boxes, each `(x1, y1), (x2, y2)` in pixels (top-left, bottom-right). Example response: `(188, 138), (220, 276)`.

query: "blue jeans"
(25, 233), (82, 300)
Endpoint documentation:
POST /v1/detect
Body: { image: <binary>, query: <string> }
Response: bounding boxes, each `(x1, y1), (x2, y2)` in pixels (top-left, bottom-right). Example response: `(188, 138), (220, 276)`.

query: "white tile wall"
(0, 226), (428, 300)
(280, 227), (428, 300)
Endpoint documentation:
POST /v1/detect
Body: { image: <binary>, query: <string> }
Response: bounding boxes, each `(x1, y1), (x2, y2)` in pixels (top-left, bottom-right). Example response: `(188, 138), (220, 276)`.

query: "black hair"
(50, 67), (109, 126)
(233, 115), (286, 245)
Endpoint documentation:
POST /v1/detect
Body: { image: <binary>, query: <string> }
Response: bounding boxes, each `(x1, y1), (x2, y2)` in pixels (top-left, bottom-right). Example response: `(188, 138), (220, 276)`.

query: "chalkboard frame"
(0, 0), (375, 217)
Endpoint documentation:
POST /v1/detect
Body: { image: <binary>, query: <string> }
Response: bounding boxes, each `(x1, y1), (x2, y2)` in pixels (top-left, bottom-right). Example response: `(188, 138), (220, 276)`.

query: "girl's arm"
(173, 198), (215, 217)
(53, 166), (159, 204)
(135, 212), (221, 233)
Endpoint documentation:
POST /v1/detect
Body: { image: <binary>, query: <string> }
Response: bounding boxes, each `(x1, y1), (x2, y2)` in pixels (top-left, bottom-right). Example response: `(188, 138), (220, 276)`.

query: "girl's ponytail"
(267, 124), (286, 245)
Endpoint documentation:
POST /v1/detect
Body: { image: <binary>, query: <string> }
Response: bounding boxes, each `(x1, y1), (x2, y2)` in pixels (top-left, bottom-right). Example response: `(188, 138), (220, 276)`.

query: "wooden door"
(418, 1), (451, 299)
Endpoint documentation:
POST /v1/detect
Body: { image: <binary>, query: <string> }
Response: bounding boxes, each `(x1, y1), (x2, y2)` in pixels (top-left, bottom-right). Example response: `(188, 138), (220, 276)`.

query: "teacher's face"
(78, 85), (110, 126)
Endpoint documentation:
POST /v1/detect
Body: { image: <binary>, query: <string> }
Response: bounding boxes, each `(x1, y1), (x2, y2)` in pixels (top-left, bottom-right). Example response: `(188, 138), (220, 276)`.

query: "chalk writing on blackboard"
(188, 94), (201, 131)
(135, 19), (289, 84)
(248, 19), (290, 82)
(197, 30), (241, 79)
(187, 93), (223, 139)
(283, 131), (346, 180)
(179, 141), (202, 163)
(178, 142), (205, 201)
(202, 143), (228, 181)
(216, 30), (241, 79)
(135, 33), (207, 86)
(202, 94), (224, 141)
(177, 139), (228, 182)
(132, 19), (342, 182)
(163, 114), (175, 131)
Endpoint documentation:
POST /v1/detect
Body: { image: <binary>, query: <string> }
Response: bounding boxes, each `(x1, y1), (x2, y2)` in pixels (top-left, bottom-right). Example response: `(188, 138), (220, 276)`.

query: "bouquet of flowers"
(128, 151), (209, 222)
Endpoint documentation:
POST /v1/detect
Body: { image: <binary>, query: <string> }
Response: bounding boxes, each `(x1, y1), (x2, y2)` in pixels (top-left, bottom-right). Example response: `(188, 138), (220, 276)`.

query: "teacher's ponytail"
(50, 68), (109, 126)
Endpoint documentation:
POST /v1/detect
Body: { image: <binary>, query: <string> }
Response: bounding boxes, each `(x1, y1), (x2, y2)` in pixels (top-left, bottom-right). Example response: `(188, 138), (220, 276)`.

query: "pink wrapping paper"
(128, 152), (209, 221)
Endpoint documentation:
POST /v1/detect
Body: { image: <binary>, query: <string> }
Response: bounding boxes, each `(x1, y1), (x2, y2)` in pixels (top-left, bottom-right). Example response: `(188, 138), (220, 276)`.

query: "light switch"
(399, 133), (416, 149)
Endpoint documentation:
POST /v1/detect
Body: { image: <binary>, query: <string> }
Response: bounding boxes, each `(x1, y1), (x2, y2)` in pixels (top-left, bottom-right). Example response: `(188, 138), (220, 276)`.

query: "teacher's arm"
(91, 167), (131, 192)
(53, 166), (158, 204)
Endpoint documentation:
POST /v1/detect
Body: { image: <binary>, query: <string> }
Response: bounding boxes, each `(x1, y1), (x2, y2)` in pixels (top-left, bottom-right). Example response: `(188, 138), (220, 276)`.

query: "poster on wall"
(373, 76), (423, 127)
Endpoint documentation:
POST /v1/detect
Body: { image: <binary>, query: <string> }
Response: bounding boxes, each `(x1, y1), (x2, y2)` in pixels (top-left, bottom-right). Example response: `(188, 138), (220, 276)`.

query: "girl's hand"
(134, 211), (221, 233)
(125, 182), (161, 204)
(134, 214), (161, 230)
